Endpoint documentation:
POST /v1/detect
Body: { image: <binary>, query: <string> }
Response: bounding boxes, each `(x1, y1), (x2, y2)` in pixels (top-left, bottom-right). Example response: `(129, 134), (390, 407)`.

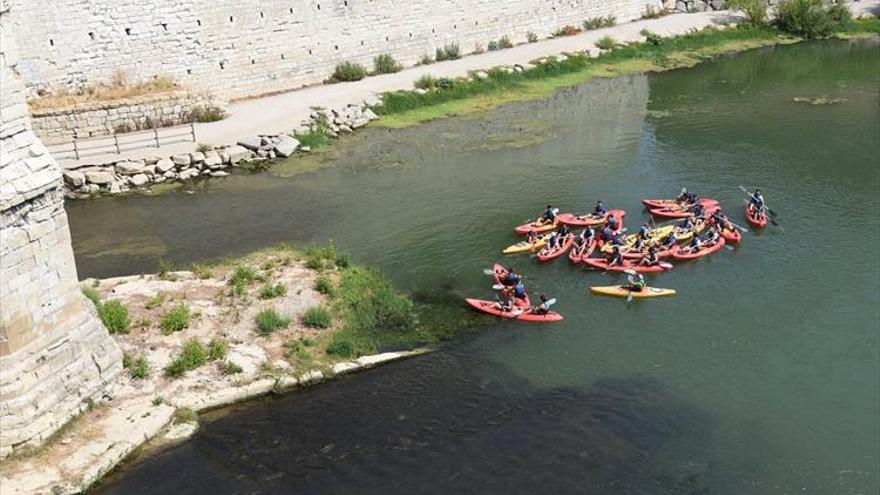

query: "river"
(74, 38), (879, 494)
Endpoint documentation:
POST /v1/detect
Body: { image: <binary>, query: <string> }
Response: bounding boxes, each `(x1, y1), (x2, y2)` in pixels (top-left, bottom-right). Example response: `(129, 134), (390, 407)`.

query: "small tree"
(727, 0), (769, 26)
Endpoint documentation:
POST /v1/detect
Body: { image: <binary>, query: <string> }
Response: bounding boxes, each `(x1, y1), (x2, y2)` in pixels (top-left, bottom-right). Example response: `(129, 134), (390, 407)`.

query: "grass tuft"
(255, 308), (291, 335)
(331, 61), (368, 82)
(99, 300), (130, 334)
(165, 339), (207, 377)
(301, 306), (332, 329)
(160, 302), (191, 335)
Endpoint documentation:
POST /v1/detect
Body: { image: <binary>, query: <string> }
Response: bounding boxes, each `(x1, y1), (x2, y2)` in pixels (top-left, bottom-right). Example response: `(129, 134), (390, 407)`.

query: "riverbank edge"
(0, 244), (441, 494)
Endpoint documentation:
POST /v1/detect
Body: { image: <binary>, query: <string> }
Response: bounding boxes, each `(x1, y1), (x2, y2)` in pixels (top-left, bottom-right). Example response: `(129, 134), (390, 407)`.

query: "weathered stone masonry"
(0, 17), (122, 458)
(5, 0), (662, 101)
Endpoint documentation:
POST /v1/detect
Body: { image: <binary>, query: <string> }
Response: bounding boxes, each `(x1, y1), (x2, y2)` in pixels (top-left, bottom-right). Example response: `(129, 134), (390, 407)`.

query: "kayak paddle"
(739, 185), (778, 217)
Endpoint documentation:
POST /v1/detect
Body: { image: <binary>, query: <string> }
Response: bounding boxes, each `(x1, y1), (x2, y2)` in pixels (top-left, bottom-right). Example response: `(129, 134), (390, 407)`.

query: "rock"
(63, 170), (85, 187)
(144, 156), (160, 166)
(710, 0), (725, 10)
(222, 145), (251, 165)
(172, 154), (191, 167)
(190, 151), (206, 163)
(144, 165), (156, 175)
(163, 171), (177, 179)
(109, 181), (122, 194)
(351, 118), (369, 129)
(155, 158), (175, 173)
(60, 437), (72, 445)
(413, 88), (428, 95)
(363, 108), (379, 120)
(179, 169), (199, 180)
(204, 151), (223, 168)
(694, 1), (707, 11)
(273, 136), (300, 158)
(130, 174), (150, 186)
(557, 54), (568, 61)
(300, 146), (311, 153)
(115, 160), (146, 175)
(200, 169), (212, 176)
(475, 70), (489, 79)
(81, 184), (100, 194)
(237, 136), (262, 151)
(84, 170), (114, 185)
(273, 360), (290, 370)
(338, 125), (352, 133)
(210, 171), (229, 178)
(676, 0), (687, 11)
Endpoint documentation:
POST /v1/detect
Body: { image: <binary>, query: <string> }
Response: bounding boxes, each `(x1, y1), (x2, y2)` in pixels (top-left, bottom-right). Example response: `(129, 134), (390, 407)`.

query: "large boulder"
(155, 158), (175, 173)
(63, 170), (85, 187)
(222, 145), (251, 165)
(172, 154), (192, 167)
(204, 151), (223, 169)
(179, 168), (200, 180)
(85, 169), (114, 185)
(115, 160), (146, 175)
(129, 174), (150, 186)
(237, 136), (262, 151)
(190, 151), (206, 163)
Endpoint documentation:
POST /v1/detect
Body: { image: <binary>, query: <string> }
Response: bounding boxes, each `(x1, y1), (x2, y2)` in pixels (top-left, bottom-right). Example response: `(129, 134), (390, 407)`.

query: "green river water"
(77, 39), (879, 494)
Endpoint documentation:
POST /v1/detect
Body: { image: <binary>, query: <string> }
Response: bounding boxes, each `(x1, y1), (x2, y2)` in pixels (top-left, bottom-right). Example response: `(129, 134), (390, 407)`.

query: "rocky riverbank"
(61, 103), (378, 199)
(0, 246), (428, 494)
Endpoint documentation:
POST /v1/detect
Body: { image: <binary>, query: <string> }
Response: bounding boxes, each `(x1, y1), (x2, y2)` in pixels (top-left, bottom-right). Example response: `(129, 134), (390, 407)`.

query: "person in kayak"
(624, 272), (646, 292)
(632, 237), (646, 254)
(525, 229), (540, 246)
(525, 294), (552, 315)
(711, 210), (732, 231)
(680, 234), (703, 254)
(689, 202), (705, 218)
(675, 188), (688, 204)
(705, 226), (721, 245)
(580, 226), (595, 243)
(601, 225), (614, 243)
(638, 222), (650, 241)
(513, 280), (527, 301)
(546, 232), (560, 251)
(674, 215), (695, 235)
(494, 287), (516, 312)
(610, 231), (625, 247)
(594, 200), (607, 216)
(749, 189), (765, 211)
(558, 223), (572, 238)
(639, 246), (660, 266)
(572, 227), (594, 256)
(536, 205), (557, 226)
(606, 213), (619, 232)
(501, 267), (520, 286)
(606, 246), (625, 267)
(661, 231), (677, 249)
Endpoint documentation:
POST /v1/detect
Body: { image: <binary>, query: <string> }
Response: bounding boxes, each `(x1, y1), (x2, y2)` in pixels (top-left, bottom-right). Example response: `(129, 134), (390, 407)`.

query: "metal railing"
(47, 124), (196, 161)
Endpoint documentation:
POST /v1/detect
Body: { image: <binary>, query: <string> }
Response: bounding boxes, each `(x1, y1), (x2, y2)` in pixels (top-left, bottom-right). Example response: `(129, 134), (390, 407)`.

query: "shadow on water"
(94, 343), (713, 495)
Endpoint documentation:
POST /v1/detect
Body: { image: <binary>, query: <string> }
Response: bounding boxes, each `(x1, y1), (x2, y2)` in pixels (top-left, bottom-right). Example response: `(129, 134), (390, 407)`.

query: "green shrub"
(640, 29), (663, 46)
(487, 40), (500, 51)
(191, 263), (213, 279)
(326, 339), (356, 358)
(727, 0), (769, 26)
(145, 293), (165, 310)
(174, 407), (198, 423)
(331, 61), (367, 82)
(81, 286), (101, 307)
(255, 308), (291, 335)
(435, 77), (456, 90)
(152, 395), (164, 406)
(230, 265), (258, 296)
(553, 25), (581, 37)
(416, 54), (434, 66)
(373, 53), (401, 74)
(157, 259), (176, 281)
(207, 337), (228, 361)
(188, 105), (226, 123)
(642, 5), (666, 19)
(293, 127), (330, 149)
(584, 15), (617, 30)
(595, 35), (617, 50)
(315, 275), (335, 296)
(131, 354), (149, 379)
(301, 306), (332, 329)
(526, 31), (538, 43)
(259, 282), (287, 300)
(498, 35), (513, 49)
(435, 43), (460, 61)
(335, 253), (351, 269)
(776, 0), (851, 38)
(160, 302), (191, 335)
(99, 300), (130, 334)
(165, 339), (207, 377)
(414, 74), (437, 90)
(218, 360), (243, 375)
(303, 243), (338, 271)
(122, 351), (133, 369)
(196, 143), (214, 153)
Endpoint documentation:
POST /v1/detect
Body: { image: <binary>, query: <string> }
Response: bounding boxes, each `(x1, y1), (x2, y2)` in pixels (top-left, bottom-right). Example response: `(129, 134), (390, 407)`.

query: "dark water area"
(78, 39), (880, 494)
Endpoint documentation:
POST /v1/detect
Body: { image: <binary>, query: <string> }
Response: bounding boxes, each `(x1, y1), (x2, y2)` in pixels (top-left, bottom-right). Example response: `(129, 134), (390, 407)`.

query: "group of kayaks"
(467, 189), (774, 323)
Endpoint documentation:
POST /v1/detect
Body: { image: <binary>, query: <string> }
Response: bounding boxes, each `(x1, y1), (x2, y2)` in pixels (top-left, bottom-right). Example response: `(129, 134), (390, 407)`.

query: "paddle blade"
(624, 269), (637, 275)
(483, 269), (496, 275)
(659, 262), (673, 269)
(492, 284), (505, 290)
(546, 298), (557, 306)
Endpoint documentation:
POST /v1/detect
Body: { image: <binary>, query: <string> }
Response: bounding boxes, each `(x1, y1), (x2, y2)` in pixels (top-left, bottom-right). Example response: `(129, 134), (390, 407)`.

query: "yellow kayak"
(601, 225), (674, 253)
(590, 285), (677, 299)
(501, 233), (552, 254)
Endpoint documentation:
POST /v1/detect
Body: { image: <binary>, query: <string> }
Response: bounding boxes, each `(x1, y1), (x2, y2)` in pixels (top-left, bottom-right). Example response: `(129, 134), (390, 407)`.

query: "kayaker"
(705, 226), (721, 245)
(580, 226), (596, 243)
(624, 272), (646, 292)
(536, 205), (557, 226)
(594, 200), (607, 216)
(632, 237), (646, 253)
(674, 215), (695, 235)
(711, 211), (731, 230)
(526, 294), (551, 315)
(606, 213), (619, 232)
(513, 280), (527, 301)
(661, 231), (677, 249)
(601, 225), (613, 243)
(749, 189), (765, 212)
(682, 235), (703, 254)
(502, 267), (520, 286)
(610, 231), (625, 247)
(558, 223), (572, 238)
(546, 232), (560, 251)
(495, 287), (516, 312)
(606, 246), (624, 267)
(638, 223), (650, 240)
(526, 230), (539, 246)
(675, 188), (688, 204)
(639, 246), (659, 266)
(690, 202), (705, 218)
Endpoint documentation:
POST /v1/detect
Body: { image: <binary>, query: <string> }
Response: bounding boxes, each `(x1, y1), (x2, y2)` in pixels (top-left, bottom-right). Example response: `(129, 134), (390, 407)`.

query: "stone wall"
(30, 92), (219, 144)
(0, 16), (122, 458)
(4, 0), (662, 102)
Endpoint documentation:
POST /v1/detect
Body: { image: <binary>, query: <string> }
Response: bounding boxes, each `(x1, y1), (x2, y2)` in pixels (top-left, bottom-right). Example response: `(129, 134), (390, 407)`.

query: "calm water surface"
(76, 39), (880, 494)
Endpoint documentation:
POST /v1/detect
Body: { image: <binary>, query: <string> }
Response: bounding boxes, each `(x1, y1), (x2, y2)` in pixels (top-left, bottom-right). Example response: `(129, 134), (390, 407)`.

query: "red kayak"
(671, 238), (726, 260)
(744, 205), (767, 228)
(536, 235), (574, 261)
(650, 204), (720, 219)
(584, 258), (671, 273)
(465, 298), (563, 322)
(568, 239), (597, 264)
(621, 246), (677, 260)
(721, 228), (741, 243)
(642, 198), (718, 209)
(492, 263), (530, 306)
(556, 208), (625, 227)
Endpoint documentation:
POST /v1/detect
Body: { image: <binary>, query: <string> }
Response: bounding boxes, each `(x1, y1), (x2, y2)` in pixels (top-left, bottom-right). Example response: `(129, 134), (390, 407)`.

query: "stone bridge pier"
(0, 14), (122, 458)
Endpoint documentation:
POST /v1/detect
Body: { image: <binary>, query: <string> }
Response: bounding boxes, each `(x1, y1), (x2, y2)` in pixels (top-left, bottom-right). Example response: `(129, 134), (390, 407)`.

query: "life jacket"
(514, 283), (525, 298)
